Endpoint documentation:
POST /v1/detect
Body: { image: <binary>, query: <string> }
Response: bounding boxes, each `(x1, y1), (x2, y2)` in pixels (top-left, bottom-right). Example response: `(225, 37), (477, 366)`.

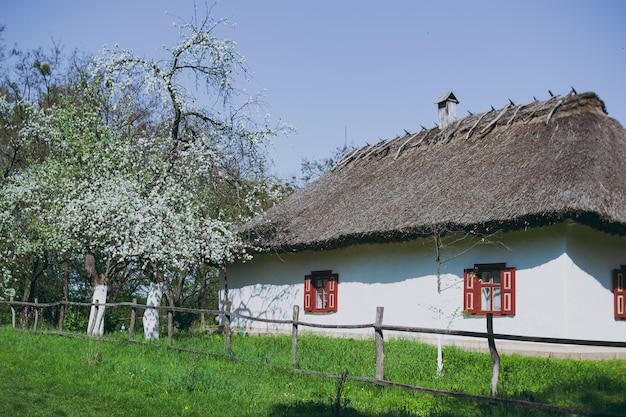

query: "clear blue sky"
(2, 1), (625, 178)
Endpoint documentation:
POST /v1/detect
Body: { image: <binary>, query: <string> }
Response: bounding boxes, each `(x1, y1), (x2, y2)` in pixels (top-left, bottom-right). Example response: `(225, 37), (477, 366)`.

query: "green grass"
(0, 327), (625, 416)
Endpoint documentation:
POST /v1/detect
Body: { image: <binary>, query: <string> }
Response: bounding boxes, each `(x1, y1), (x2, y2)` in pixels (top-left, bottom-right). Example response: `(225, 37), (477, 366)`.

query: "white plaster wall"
(563, 222), (626, 341)
(224, 223), (626, 345)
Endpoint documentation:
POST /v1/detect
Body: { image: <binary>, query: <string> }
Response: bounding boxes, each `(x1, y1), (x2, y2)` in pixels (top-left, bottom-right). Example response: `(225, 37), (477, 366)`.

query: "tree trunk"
(143, 281), (163, 341)
(85, 252), (108, 336)
(19, 273), (34, 328)
(87, 284), (107, 336)
(20, 256), (45, 327)
(59, 258), (70, 331)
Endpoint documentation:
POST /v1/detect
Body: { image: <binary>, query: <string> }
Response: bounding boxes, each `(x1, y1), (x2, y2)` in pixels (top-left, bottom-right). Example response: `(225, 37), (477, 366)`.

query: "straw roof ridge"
(332, 91), (606, 170)
(242, 91), (626, 252)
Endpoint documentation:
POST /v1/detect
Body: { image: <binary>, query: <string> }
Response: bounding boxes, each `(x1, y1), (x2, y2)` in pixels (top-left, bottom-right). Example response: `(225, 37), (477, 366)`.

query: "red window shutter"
(613, 270), (626, 320)
(327, 273), (338, 312)
(463, 270), (479, 314)
(500, 268), (516, 315)
(304, 275), (313, 312)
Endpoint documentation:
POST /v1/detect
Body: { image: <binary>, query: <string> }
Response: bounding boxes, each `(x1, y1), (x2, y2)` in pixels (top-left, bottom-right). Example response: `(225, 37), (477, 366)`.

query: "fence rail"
(1, 297), (624, 417)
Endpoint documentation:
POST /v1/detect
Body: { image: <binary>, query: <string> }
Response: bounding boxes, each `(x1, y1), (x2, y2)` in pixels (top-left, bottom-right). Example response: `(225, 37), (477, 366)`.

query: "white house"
(224, 91), (626, 358)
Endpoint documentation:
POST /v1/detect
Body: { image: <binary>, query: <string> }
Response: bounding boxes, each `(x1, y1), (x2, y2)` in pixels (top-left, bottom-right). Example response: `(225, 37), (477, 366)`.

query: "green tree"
(300, 142), (355, 185)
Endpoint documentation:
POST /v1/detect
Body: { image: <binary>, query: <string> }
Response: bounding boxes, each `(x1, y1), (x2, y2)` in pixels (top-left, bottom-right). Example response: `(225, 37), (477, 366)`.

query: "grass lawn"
(0, 326), (624, 416)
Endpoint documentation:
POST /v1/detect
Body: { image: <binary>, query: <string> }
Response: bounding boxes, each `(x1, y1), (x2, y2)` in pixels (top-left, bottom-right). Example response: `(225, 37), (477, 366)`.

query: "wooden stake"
(291, 305), (299, 369)
(487, 313), (500, 397)
(33, 298), (39, 331)
(167, 307), (173, 348)
(129, 298), (136, 341)
(10, 296), (16, 328)
(225, 300), (232, 356)
(88, 300), (99, 336)
(375, 306), (385, 380)
(58, 300), (65, 331)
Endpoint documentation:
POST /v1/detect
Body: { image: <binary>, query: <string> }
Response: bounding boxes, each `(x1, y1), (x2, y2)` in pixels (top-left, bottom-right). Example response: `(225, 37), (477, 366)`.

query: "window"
(304, 270), (338, 313)
(612, 267), (626, 320)
(464, 263), (516, 316)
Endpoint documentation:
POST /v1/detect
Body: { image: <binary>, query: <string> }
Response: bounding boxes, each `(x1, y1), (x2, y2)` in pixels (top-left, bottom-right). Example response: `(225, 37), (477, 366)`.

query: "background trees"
(0, 11), (291, 335)
(299, 142), (355, 185)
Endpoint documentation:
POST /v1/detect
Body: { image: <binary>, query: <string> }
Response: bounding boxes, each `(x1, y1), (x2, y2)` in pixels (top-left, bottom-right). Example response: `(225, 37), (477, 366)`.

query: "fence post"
(33, 298), (39, 331)
(167, 302), (174, 348)
(58, 299), (65, 331)
(129, 298), (137, 341)
(375, 306), (385, 380)
(291, 305), (299, 369)
(225, 300), (232, 356)
(10, 296), (16, 328)
(88, 300), (99, 336)
(487, 313), (500, 397)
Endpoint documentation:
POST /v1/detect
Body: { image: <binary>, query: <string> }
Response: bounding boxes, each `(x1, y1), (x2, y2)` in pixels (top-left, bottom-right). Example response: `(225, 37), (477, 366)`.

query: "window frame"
(463, 263), (516, 316)
(304, 270), (338, 314)
(612, 267), (626, 320)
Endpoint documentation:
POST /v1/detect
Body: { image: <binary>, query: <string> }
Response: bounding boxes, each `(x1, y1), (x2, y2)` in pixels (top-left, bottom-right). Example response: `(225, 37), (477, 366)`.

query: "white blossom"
(1, 12), (290, 312)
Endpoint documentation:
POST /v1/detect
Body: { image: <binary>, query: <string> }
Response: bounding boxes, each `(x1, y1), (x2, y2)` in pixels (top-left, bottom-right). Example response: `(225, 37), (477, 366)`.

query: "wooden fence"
(1, 297), (625, 417)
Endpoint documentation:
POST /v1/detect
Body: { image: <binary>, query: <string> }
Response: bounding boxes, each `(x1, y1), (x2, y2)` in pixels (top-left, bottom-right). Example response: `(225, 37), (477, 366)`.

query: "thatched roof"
(244, 92), (626, 251)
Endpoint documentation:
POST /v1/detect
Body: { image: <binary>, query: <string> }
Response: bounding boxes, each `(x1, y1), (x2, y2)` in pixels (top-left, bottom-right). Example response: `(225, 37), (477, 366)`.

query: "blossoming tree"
(87, 12), (289, 338)
(0, 12), (289, 337)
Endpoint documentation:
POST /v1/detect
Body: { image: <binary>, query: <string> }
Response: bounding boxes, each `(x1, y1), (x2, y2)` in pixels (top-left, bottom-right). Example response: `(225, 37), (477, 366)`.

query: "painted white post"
(33, 297), (39, 331)
(143, 282), (163, 341)
(87, 285), (108, 336)
(437, 335), (444, 375)
(10, 296), (16, 328)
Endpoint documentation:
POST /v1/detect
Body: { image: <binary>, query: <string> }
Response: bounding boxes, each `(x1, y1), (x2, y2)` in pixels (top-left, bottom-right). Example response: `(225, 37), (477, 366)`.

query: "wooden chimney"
(435, 91), (459, 129)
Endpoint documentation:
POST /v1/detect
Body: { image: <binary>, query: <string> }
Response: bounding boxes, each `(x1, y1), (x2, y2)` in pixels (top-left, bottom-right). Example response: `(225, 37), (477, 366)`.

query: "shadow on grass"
(268, 400), (419, 417)
(267, 377), (626, 417)
(267, 400), (565, 417)
(531, 373), (626, 416)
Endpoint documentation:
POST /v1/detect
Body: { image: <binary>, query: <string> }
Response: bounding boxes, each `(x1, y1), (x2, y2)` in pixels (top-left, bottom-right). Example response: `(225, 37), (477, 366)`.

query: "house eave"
(243, 211), (626, 254)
